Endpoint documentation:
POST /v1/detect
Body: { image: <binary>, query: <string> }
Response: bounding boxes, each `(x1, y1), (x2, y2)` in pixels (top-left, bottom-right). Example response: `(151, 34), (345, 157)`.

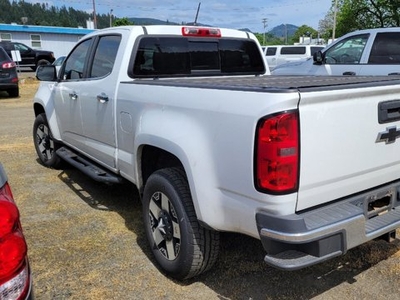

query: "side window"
(280, 47), (306, 55)
(369, 32), (400, 64)
(266, 47), (277, 56)
(90, 35), (121, 78)
(14, 43), (30, 53)
(324, 34), (368, 64)
(63, 38), (92, 80)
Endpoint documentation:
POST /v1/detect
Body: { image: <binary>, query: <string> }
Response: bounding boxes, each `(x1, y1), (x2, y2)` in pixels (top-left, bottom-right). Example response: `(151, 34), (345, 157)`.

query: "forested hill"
(0, 0), (297, 37)
(0, 0), (112, 29)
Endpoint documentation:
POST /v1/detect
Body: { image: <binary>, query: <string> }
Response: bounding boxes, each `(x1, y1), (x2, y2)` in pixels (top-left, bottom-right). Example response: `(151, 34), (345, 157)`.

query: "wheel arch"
(140, 145), (184, 187)
(33, 95), (61, 141)
(137, 143), (206, 222)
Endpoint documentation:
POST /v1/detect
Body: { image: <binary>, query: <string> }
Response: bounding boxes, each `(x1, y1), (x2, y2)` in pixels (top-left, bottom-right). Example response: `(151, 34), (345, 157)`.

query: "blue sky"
(31, 0), (333, 32)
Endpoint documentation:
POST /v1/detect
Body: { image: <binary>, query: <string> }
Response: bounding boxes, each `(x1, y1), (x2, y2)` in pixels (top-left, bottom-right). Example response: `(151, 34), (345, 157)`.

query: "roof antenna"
(194, 2), (201, 25)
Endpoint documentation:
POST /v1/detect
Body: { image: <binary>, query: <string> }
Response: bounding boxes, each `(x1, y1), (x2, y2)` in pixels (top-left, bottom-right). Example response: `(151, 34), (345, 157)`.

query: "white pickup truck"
(33, 25), (400, 280)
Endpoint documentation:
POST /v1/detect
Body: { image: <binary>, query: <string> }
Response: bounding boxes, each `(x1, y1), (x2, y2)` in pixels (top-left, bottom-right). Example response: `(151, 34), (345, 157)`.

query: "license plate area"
(364, 189), (395, 219)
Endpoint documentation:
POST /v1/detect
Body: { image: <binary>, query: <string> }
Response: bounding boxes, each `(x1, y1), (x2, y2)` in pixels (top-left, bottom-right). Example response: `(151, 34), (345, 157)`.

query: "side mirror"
(313, 50), (324, 65)
(36, 65), (57, 81)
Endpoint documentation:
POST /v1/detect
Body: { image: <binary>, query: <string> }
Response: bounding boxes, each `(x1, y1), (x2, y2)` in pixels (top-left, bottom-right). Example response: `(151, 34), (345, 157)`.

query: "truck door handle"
(97, 93), (109, 103)
(69, 92), (78, 100)
(378, 100), (400, 124)
(343, 71), (356, 76)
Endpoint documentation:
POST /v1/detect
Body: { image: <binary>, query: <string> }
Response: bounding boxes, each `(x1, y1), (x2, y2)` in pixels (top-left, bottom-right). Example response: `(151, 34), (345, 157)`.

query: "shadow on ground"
(57, 167), (400, 300)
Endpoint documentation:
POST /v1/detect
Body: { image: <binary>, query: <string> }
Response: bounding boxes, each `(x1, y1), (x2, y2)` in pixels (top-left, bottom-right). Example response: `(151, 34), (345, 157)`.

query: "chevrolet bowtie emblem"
(376, 126), (400, 144)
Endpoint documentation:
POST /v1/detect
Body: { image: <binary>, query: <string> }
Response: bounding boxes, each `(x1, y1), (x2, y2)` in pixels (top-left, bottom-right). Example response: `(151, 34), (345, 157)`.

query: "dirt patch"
(1, 80), (400, 299)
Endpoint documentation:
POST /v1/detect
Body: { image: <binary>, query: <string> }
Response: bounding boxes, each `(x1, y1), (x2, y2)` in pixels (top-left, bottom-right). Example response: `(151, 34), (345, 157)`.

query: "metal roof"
(0, 24), (95, 35)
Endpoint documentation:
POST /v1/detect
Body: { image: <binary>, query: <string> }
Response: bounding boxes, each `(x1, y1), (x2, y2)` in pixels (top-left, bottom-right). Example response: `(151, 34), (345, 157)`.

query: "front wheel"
(143, 168), (219, 280)
(33, 113), (62, 168)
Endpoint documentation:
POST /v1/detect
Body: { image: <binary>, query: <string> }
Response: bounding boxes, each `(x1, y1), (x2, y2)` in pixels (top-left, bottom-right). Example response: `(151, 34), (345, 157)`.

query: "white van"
(263, 45), (325, 70)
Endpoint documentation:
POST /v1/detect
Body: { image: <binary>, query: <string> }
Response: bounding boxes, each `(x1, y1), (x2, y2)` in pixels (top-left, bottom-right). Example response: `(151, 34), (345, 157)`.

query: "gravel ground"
(0, 76), (400, 300)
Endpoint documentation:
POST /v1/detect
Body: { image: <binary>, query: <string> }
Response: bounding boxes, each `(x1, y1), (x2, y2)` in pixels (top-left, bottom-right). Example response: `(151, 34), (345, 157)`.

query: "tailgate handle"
(378, 100), (400, 124)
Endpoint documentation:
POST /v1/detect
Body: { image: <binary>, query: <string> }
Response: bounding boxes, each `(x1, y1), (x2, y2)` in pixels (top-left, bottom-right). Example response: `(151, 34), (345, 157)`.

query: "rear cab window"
(280, 46), (306, 55)
(265, 47), (277, 56)
(130, 36), (265, 77)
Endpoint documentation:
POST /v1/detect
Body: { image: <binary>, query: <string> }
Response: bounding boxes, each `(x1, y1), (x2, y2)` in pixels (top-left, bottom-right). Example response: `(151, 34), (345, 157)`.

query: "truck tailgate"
(297, 81), (400, 211)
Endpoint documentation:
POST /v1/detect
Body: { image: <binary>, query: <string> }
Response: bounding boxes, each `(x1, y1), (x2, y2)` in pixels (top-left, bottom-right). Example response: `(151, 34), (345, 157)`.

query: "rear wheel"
(33, 113), (62, 168)
(143, 168), (219, 280)
(7, 87), (19, 98)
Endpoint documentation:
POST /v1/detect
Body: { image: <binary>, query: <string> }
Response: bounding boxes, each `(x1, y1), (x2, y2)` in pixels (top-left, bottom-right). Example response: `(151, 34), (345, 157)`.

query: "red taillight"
(2, 61), (16, 69)
(181, 27), (221, 37)
(0, 200), (19, 236)
(0, 182), (28, 284)
(0, 232), (27, 281)
(255, 111), (299, 193)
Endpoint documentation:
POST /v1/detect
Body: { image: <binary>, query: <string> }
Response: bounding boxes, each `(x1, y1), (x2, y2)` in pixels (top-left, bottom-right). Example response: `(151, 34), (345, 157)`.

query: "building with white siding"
(0, 24), (94, 59)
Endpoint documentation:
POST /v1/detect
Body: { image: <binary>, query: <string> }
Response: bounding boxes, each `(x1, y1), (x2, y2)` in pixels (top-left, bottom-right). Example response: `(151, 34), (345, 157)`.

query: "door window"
(63, 38), (92, 80)
(324, 34), (368, 64)
(13, 43), (30, 53)
(90, 35), (121, 78)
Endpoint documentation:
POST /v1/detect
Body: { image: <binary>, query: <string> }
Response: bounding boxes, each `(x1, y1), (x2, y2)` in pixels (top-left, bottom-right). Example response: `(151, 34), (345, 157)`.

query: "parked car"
(0, 163), (33, 299)
(0, 41), (55, 71)
(263, 44), (325, 70)
(272, 27), (400, 76)
(0, 46), (19, 98)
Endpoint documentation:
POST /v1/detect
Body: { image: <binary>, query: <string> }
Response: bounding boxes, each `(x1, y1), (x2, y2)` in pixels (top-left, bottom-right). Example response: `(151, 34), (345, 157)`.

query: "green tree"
(290, 25), (318, 44)
(326, 0), (400, 38)
(113, 17), (134, 27)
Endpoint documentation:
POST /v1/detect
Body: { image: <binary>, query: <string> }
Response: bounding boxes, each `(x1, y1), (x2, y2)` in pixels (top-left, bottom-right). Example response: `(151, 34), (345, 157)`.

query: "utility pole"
(262, 18), (268, 45)
(332, 0), (338, 40)
(92, 0), (97, 29)
(110, 9), (113, 27)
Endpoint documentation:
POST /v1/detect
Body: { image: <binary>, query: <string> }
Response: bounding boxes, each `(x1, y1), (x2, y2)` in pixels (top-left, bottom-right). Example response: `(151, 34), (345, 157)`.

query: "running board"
(56, 147), (123, 184)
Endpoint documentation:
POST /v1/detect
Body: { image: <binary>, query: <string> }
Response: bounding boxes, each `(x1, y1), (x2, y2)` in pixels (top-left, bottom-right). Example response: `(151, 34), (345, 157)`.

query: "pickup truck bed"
(129, 75), (400, 91)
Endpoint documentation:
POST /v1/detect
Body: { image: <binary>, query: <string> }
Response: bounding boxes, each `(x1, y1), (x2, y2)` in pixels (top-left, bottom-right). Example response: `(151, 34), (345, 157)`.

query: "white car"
(263, 44), (324, 70)
(272, 27), (400, 76)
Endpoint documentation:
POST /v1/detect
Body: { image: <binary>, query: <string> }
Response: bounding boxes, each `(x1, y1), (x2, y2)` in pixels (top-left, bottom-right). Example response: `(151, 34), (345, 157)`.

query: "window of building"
(0, 33), (12, 42)
(31, 34), (41, 48)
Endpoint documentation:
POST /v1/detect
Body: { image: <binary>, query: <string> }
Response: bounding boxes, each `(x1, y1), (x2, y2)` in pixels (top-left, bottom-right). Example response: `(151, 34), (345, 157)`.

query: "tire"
(33, 113), (63, 168)
(143, 168), (219, 280)
(7, 87), (19, 98)
(32, 59), (50, 71)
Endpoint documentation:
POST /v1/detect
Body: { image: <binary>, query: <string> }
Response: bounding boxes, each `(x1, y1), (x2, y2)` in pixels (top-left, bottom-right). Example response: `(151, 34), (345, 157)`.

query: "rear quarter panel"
(116, 81), (299, 237)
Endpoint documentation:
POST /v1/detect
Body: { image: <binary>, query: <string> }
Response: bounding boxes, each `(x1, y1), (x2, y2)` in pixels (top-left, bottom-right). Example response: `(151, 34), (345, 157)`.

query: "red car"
(0, 163), (33, 299)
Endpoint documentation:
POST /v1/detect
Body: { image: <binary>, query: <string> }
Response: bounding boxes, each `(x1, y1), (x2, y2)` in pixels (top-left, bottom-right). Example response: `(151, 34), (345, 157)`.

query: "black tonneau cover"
(128, 75), (400, 93)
